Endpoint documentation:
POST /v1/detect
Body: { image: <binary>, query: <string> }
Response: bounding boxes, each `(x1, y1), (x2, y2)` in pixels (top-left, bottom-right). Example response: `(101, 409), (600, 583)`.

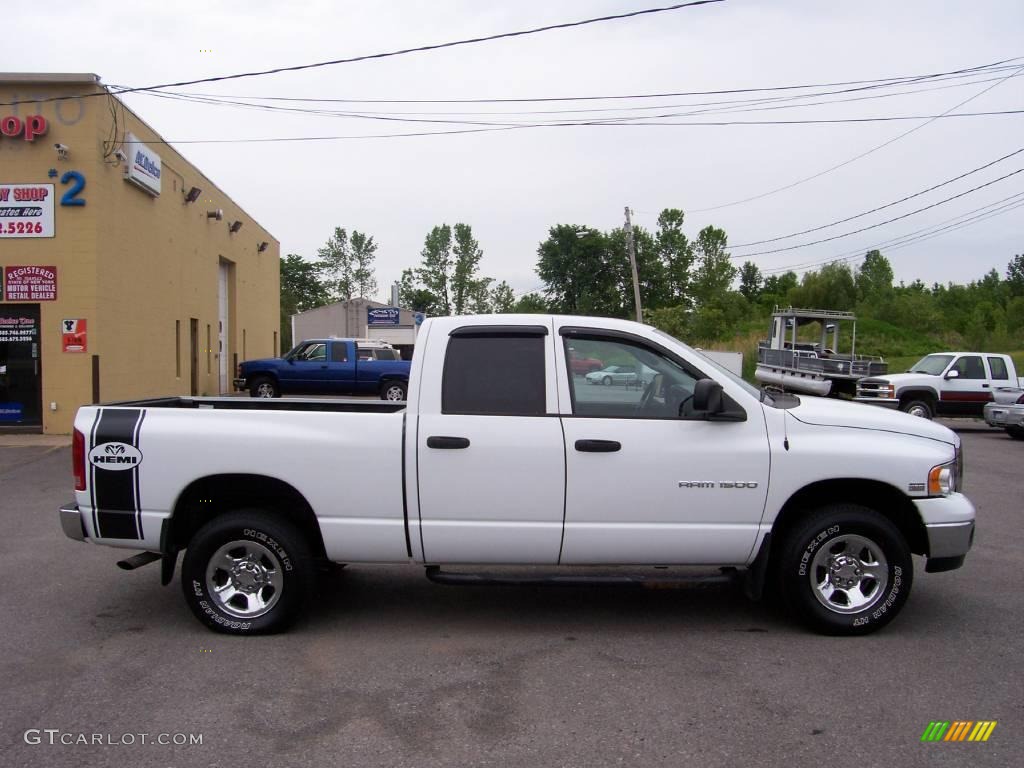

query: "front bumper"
(233, 377), (247, 391)
(983, 403), (1024, 428)
(915, 493), (976, 573)
(59, 503), (86, 542)
(853, 396), (900, 410)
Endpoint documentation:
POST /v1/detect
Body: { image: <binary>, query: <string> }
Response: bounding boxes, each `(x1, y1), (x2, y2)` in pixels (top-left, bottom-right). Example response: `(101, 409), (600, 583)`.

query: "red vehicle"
(569, 353), (604, 375)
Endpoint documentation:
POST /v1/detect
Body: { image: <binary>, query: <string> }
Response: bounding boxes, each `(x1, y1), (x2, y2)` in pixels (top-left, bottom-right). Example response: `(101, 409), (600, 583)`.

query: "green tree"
(690, 226), (737, 306)
(856, 250), (894, 300)
(738, 261), (763, 302)
(490, 281), (515, 312)
(452, 223), (486, 314)
(397, 267), (440, 315)
(1007, 254), (1024, 297)
(416, 225), (454, 315)
(656, 208), (694, 306)
(317, 227), (378, 301)
(513, 292), (548, 313)
(789, 262), (857, 310)
(279, 254), (330, 352)
(537, 225), (620, 316)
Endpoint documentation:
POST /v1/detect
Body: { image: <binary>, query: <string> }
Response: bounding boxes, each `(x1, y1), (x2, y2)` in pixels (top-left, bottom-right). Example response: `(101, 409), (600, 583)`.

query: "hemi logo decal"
(89, 408), (146, 540)
(921, 720), (997, 742)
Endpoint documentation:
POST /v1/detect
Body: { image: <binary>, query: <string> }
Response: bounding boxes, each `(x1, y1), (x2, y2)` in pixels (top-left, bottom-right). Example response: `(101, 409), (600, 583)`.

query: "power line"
(135, 56), (1023, 105)
(758, 192), (1024, 275)
(733, 168), (1024, 258)
(730, 146), (1024, 248)
(690, 62), (1024, 213)
(0, 1), (725, 108)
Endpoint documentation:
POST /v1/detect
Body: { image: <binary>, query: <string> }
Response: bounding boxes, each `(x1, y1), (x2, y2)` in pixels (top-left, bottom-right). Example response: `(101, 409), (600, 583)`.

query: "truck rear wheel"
(182, 510), (314, 635)
(381, 381), (407, 401)
(776, 504), (912, 635)
(1007, 426), (1024, 440)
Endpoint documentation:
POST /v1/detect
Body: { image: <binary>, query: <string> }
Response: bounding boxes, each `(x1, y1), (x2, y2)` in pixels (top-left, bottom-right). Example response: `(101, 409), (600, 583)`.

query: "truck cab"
(856, 352), (1022, 419)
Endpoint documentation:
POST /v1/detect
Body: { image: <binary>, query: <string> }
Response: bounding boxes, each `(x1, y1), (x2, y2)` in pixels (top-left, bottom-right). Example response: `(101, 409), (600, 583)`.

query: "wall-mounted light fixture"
(184, 186), (202, 204)
(228, 220), (243, 234)
(54, 143), (69, 160)
(207, 209), (223, 221)
(257, 241), (269, 252)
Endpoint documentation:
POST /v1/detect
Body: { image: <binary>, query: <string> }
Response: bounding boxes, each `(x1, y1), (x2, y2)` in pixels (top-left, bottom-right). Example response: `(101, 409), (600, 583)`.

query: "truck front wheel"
(249, 376), (279, 398)
(899, 398), (933, 419)
(1006, 426), (1024, 440)
(776, 504), (912, 635)
(182, 510), (314, 635)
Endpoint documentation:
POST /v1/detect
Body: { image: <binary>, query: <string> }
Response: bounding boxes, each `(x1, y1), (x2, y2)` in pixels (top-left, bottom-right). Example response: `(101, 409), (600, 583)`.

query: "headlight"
(928, 446), (962, 496)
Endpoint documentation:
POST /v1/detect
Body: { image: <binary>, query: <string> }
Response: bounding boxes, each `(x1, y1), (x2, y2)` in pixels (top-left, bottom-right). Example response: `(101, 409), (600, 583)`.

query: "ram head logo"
(105, 444), (126, 455)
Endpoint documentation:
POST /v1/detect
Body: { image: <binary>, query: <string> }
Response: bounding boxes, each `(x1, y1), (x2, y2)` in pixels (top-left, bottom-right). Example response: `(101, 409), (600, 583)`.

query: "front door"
(555, 329), (770, 565)
(0, 304), (42, 429)
(939, 355), (992, 416)
(416, 326), (565, 564)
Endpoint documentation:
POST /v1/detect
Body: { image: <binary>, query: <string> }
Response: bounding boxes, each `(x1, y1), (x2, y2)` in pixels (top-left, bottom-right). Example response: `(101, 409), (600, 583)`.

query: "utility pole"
(624, 206), (643, 323)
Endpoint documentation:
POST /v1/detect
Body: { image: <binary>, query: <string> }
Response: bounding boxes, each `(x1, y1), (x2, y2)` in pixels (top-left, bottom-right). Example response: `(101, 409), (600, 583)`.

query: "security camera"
(113, 148), (128, 162)
(54, 143), (69, 159)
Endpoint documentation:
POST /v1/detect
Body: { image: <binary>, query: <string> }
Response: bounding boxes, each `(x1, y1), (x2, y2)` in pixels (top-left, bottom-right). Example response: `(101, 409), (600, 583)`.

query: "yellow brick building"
(0, 74), (279, 433)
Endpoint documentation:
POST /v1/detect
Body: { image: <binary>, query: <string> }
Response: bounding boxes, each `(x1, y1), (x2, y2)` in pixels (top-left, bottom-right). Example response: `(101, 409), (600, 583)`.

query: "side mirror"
(945, 369), (960, 380)
(692, 379), (724, 414)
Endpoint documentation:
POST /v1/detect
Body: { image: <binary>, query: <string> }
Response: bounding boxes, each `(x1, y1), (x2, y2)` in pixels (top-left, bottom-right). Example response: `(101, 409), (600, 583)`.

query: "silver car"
(585, 365), (639, 386)
(984, 387), (1024, 440)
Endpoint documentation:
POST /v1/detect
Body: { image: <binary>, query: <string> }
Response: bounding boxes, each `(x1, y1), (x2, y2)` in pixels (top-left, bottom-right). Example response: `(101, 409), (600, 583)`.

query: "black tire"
(602, 376), (612, 386)
(249, 376), (279, 399)
(380, 380), (408, 401)
(182, 510), (314, 635)
(1007, 426), (1024, 440)
(899, 398), (933, 419)
(775, 504), (913, 636)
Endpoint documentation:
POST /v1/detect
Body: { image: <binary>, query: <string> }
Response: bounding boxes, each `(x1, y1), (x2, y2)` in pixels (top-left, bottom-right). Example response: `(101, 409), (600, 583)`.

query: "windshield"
(910, 354), (954, 375)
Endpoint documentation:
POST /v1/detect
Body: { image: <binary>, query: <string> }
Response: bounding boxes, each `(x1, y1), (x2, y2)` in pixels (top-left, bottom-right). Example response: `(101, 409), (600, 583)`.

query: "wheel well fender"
(897, 387), (937, 405)
(769, 478), (928, 557)
(167, 474), (326, 559)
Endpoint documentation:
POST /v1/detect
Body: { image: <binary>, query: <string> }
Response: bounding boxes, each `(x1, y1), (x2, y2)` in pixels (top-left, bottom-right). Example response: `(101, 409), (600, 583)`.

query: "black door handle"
(982, 383), (989, 388)
(575, 439), (621, 453)
(427, 436), (471, 449)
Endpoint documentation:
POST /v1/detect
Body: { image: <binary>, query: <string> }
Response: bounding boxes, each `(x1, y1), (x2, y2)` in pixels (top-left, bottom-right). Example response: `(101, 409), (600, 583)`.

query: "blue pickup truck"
(234, 339), (411, 400)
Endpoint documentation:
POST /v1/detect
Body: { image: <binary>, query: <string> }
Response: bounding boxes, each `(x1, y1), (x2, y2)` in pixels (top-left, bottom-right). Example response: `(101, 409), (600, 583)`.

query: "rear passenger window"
(988, 357), (1008, 380)
(330, 344), (349, 363)
(442, 334), (546, 415)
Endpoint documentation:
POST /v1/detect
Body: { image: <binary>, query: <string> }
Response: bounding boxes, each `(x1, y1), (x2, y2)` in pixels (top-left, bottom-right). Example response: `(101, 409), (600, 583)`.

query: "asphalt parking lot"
(0, 421), (1020, 767)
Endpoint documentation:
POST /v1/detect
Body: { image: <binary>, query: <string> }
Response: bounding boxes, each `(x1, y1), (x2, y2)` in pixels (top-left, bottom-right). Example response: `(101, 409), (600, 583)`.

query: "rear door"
(415, 323), (565, 563)
(324, 341), (356, 393)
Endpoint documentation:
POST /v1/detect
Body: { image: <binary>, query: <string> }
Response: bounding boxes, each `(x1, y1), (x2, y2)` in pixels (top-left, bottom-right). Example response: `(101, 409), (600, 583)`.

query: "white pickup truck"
(855, 352), (1023, 419)
(60, 315), (975, 636)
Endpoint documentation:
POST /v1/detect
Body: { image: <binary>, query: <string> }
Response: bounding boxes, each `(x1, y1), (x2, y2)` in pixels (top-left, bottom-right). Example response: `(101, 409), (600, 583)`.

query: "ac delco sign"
(0, 114), (48, 142)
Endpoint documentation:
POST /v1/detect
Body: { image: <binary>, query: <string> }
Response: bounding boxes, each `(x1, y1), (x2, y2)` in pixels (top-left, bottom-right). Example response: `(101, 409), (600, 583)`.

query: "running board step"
(424, 565), (739, 589)
(116, 551), (162, 571)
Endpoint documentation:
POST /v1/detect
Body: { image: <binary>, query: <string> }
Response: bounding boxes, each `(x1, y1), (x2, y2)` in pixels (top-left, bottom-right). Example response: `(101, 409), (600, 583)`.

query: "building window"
(175, 320), (181, 378)
(273, 331), (278, 356)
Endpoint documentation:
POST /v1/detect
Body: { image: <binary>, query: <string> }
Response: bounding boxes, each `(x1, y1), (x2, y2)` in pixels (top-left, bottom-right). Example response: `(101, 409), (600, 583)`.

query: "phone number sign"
(4, 265), (57, 301)
(0, 184), (55, 238)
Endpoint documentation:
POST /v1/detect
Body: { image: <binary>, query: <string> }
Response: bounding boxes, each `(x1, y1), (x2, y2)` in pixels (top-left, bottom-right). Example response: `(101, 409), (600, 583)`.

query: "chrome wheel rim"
(384, 385), (405, 401)
(255, 382), (275, 398)
(206, 540), (284, 619)
(906, 403), (930, 418)
(810, 534), (888, 614)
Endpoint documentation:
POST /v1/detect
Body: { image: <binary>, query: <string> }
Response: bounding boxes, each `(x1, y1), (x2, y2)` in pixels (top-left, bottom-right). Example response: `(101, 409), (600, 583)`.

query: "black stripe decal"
(88, 409), (101, 537)
(92, 408), (144, 540)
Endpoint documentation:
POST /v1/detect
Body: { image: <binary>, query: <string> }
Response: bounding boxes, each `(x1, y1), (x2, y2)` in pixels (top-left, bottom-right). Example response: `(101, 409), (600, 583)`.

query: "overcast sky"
(10, 0), (1024, 301)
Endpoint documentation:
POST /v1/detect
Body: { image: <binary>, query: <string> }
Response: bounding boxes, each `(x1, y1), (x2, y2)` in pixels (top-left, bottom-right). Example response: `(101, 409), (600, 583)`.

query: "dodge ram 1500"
(60, 315), (975, 636)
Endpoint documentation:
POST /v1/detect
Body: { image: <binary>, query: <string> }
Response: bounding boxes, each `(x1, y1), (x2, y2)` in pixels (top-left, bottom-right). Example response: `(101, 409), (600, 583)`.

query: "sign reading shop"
(123, 132), (161, 196)
(4, 265), (57, 301)
(0, 184), (55, 238)
(367, 307), (401, 326)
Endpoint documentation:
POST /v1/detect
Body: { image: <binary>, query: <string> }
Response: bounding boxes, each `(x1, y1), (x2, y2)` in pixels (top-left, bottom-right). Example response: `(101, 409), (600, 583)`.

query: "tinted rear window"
(442, 335), (546, 415)
(988, 356), (1008, 380)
